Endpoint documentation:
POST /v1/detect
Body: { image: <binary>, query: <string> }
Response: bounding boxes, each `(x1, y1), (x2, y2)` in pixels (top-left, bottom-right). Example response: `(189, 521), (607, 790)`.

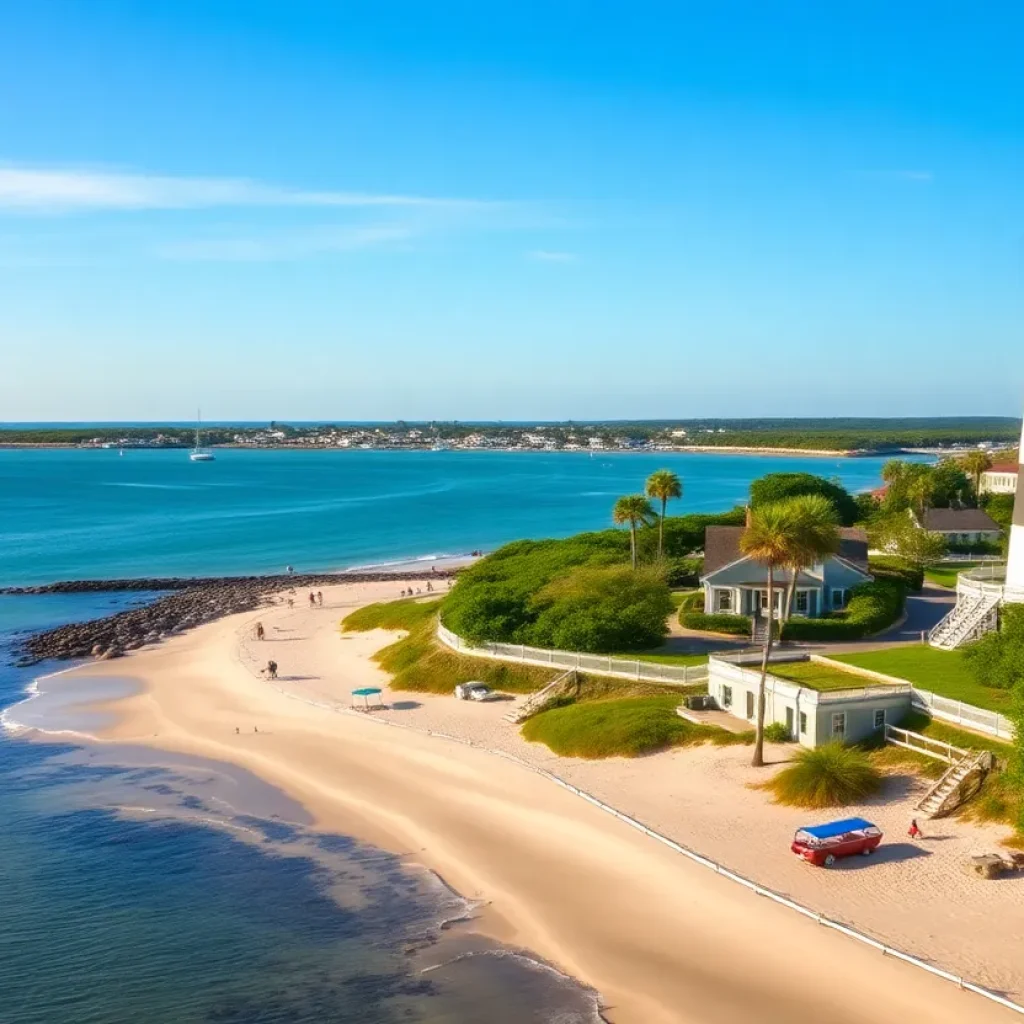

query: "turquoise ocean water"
(0, 447), (907, 586)
(0, 448), (903, 1023)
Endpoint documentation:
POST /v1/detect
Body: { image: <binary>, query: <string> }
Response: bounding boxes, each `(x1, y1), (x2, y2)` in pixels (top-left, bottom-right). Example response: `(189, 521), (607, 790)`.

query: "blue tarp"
(799, 817), (876, 840)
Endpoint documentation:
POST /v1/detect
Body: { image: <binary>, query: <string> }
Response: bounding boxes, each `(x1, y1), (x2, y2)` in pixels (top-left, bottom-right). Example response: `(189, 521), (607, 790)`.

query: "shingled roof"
(702, 525), (869, 577)
(920, 508), (1002, 533)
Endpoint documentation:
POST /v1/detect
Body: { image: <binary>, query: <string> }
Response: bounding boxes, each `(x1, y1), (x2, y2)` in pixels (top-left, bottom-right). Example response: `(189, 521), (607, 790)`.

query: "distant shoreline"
(0, 442), (869, 456)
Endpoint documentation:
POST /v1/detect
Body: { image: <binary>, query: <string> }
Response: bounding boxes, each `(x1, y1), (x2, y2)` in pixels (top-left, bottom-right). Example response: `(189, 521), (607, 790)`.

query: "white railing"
(436, 622), (709, 686)
(884, 723), (967, 764)
(911, 687), (1016, 742)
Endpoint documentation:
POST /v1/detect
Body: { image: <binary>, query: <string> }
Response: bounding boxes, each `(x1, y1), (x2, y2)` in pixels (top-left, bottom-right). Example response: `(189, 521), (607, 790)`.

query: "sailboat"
(189, 411), (215, 462)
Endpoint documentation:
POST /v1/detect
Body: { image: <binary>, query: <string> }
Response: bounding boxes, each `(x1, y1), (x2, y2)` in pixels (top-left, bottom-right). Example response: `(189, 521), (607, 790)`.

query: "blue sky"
(1, 1), (1022, 421)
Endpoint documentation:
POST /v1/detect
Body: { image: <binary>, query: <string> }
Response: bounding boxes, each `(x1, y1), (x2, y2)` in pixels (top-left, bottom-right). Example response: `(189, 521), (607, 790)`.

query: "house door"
(785, 707), (795, 738)
(756, 590), (785, 619)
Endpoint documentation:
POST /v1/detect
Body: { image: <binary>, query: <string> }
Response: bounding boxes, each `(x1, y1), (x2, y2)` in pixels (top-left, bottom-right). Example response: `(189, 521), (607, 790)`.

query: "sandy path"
(46, 582), (1023, 1023)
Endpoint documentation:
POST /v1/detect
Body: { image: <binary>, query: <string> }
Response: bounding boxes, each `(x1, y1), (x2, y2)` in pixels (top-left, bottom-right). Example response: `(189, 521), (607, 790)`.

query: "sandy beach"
(26, 581), (1024, 1024)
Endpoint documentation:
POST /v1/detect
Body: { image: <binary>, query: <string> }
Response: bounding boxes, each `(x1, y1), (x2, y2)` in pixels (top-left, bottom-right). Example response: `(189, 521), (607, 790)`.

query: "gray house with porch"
(700, 525), (872, 619)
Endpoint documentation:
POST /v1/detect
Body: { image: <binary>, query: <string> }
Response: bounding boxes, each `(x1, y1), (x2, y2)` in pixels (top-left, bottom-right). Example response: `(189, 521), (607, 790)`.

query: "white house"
(980, 463), (1018, 496)
(913, 507), (1002, 546)
(700, 524), (872, 619)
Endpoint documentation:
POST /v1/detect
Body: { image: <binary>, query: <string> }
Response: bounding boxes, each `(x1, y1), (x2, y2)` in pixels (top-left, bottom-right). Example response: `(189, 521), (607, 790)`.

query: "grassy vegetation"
(830, 647), (1013, 712)
(344, 605), (554, 694)
(923, 562), (980, 589)
(632, 651), (710, 667)
(521, 694), (752, 758)
(768, 660), (893, 692)
(766, 743), (882, 808)
(341, 597), (442, 632)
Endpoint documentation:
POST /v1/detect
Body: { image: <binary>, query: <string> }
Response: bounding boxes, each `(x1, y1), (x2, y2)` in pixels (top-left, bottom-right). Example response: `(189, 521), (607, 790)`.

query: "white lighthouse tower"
(928, 417), (1024, 649)
(1005, 418), (1024, 592)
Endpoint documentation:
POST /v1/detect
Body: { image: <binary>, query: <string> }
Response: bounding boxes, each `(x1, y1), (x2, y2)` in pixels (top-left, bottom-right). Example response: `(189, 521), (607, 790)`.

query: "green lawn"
(830, 647), (1013, 712)
(768, 660), (895, 692)
(923, 562), (981, 589)
(633, 651), (709, 667)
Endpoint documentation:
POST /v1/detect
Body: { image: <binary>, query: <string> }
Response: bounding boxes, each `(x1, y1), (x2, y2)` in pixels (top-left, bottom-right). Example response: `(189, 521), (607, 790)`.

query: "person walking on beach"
(267, 660), (278, 680)
(317, 590), (323, 606)
(255, 621), (265, 641)
(309, 592), (316, 608)
(908, 818), (923, 840)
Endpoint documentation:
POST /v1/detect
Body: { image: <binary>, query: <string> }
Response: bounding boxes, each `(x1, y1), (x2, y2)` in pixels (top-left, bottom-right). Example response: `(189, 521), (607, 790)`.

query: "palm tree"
(881, 459), (909, 485)
(612, 494), (656, 569)
(645, 469), (683, 559)
(740, 498), (832, 768)
(779, 495), (842, 621)
(906, 469), (936, 519)
(959, 450), (993, 497)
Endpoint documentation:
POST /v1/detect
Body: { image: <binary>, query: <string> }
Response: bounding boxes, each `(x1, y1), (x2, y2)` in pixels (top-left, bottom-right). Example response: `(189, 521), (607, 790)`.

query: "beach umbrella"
(350, 687), (383, 710)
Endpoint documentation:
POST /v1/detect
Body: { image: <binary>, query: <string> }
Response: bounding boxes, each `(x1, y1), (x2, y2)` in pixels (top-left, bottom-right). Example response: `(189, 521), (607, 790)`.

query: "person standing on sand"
(255, 622), (264, 640)
(908, 818), (923, 839)
(309, 592), (316, 608)
(317, 591), (323, 606)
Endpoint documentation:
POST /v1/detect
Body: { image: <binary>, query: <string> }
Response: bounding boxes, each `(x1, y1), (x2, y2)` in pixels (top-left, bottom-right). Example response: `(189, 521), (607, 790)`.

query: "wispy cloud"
(158, 224), (415, 262)
(529, 249), (577, 262)
(0, 163), (493, 213)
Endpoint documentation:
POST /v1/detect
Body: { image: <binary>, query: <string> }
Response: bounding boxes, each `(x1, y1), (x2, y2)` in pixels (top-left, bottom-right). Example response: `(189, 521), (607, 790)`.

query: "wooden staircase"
(503, 668), (578, 724)
(916, 750), (994, 819)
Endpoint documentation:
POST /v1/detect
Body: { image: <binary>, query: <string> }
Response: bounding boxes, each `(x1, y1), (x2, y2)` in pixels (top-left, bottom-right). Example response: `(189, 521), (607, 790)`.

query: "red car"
(791, 817), (883, 867)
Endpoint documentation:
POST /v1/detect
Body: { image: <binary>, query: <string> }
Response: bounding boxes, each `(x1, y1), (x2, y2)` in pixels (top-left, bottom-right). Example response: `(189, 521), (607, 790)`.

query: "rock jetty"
(11, 571), (453, 666)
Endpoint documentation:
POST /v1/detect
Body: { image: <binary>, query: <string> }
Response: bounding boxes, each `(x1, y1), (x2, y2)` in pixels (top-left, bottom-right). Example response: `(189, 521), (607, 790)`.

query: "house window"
(722, 685), (733, 709)
(746, 691), (755, 719)
(874, 709), (886, 730)
(717, 589), (733, 612)
(831, 712), (846, 738)
(832, 588), (850, 610)
(795, 591), (809, 615)
(799, 711), (808, 735)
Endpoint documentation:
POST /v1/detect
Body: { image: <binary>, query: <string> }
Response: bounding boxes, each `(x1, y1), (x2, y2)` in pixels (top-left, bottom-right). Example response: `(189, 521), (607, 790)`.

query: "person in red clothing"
(908, 818), (923, 839)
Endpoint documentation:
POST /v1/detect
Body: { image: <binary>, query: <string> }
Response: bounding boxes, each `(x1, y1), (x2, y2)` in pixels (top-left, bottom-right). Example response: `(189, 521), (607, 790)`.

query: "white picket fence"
(436, 622), (708, 686)
(911, 688), (1016, 742)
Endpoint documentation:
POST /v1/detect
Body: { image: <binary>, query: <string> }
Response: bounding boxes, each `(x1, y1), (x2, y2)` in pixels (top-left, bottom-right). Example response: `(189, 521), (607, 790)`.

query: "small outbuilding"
(706, 654), (912, 748)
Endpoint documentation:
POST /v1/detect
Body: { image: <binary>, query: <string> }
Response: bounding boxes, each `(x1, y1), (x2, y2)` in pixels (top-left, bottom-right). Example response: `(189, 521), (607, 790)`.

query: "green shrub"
(965, 606), (1024, 691)
(868, 555), (924, 592)
(781, 579), (906, 641)
(442, 533), (678, 653)
(521, 694), (752, 758)
(750, 472), (859, 526)
(664, 556), (703, 587)
(528, 565), (673, 651)
(946, 540), (1003, 556)
(767, 742), (882, 808)
(764, 722), (794, 743)
(680, 610), (753, 636)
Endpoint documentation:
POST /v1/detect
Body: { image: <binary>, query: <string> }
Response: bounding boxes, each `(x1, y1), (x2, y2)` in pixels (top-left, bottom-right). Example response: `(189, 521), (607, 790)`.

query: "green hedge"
(665, 556), (703, 587)
(680, 610), (753, 636)
(947, 540), (1003, 556)
(868, 555), (924, 592)
(781, 579), (906, 642)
